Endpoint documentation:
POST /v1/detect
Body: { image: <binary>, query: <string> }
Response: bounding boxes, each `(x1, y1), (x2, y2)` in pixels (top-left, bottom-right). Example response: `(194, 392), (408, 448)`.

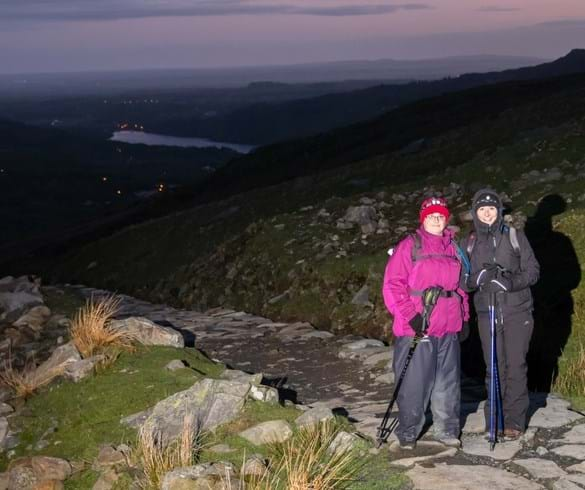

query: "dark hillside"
(200, 72), (585, 199)
(168, 50), (585, 145)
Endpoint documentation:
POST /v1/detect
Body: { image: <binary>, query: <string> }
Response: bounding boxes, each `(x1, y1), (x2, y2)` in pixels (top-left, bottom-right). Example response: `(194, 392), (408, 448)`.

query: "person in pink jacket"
(382, 196), (469, 449)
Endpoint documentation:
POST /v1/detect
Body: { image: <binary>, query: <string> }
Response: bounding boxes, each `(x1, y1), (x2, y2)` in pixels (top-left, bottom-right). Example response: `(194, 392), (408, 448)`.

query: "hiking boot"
(398, 440), (417, 450)
(504, 428), (523, 439)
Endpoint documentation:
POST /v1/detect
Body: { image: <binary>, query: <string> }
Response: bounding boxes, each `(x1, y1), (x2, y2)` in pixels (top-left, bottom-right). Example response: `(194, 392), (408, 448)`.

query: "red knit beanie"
(419, 196), (450, 224)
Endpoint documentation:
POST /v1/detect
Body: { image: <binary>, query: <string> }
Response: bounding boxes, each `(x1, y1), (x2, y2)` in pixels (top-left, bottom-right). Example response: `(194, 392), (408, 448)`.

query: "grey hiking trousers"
(392, 333), (460, 443)
(478, 309), (534, 432)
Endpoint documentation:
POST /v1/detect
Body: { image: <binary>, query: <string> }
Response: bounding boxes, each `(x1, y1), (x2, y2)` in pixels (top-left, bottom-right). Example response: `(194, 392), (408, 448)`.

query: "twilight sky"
(0, 0), (584, 74)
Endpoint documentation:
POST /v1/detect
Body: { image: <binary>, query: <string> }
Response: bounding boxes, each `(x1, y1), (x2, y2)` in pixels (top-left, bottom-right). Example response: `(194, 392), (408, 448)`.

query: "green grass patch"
(552, 210), (585, 407)
(1, 346), (223, 472)
(348, 450), (409, 490)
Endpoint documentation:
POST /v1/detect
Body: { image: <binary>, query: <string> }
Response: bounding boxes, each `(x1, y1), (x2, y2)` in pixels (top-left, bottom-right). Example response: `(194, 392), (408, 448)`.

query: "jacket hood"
(471, 188), (504, 234)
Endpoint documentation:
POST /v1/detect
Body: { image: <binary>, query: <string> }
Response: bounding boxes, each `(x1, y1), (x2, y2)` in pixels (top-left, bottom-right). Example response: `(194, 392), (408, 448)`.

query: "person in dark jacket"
(462, 189), (540, 438)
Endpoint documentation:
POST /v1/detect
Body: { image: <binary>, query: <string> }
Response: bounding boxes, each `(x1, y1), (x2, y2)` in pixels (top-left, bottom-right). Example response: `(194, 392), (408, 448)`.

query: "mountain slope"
(164, 50), (585, 145)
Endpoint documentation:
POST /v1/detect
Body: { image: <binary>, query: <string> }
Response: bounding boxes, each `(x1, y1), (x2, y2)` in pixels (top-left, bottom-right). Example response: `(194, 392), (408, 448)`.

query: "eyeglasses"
(425, 214), (446, 222)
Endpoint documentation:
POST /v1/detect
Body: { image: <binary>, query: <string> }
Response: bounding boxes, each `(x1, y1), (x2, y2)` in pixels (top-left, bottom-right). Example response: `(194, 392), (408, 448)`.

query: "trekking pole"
(488, 292), (505, 450)
(376, 287), (441, 447)
(376, 334), (422, 447)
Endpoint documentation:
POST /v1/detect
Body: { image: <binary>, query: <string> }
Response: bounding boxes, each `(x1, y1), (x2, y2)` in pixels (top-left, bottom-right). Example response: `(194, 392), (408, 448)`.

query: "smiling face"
(423, 212), (447, 236)
(476, 205), (498, 225)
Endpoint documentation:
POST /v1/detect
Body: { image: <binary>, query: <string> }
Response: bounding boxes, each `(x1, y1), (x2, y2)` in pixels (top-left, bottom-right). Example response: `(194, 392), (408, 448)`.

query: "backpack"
(466, 225), (520, 257)
(411, 232), (471, 275)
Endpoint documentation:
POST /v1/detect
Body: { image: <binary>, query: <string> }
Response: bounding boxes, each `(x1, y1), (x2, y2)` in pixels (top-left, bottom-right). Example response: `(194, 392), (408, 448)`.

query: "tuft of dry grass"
(236, 421), (361, 490)
(136, 415), (203, 489)
(70, 294), (134, 358)
(0, 355), (64, 399)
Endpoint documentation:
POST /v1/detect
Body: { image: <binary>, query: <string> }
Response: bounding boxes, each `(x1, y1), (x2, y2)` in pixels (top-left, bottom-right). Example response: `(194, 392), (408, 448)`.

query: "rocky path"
(76, 286), (585, 489)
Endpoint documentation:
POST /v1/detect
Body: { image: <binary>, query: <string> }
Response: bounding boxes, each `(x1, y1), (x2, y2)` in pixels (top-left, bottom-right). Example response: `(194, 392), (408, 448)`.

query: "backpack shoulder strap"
(508, 226), (520, 254)
(466, 231), (477, 256)
(452, 239), (472, 276)
(411, 233), (422, 263)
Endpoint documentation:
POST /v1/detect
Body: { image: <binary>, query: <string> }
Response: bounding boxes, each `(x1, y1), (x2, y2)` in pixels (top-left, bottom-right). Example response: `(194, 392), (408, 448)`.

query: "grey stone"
(536, 446), (548, 456)
(461, 403), (486, 434)
(110, 317), (184, 348)
(406, 463), (544, 489)
(461, 433), (522, 460)
(143, 378), (250, 442)
(513, 459), (567, 479)
(241, 456), (266, 476)
(374, 372), (395, 384)
(0, 291), (43, 318)
(94, 446), (127, 468)
(553, 479), (583, 490)
(64, 356), (103, 382)
(239, 420), (293, 445)
(567, 461), (585, 473)
(161, 463), (236, 490)
(553, 424), (585, 444)
(389, 441), (457, 468)
(8, 464), (37, 490)
(300, 330), (335, 340)
(551, 445), (585, 460)
(343, 206), (378, 226)
(328, 431), (360, 455)
(363, 350), (392, 366)
(342, 339), (385, 351)
(529, 394), (583, 428)
(13, 306), (51, 331)
(351, 286), (372, 307)
(249, 385), (279, 404)
(338, 346), (387, 361)
(165, 360), (187, 371)
(295, 406), (334, 428)
(31, 456), (72, 481)
(220, 369), (262, 386)
(37, 342), (81, 376)
(120, 408), (153, 429)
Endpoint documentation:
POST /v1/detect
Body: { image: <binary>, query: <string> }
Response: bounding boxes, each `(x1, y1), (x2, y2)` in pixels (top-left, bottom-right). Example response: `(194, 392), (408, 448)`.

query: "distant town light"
(102, 176), (108, 182)
(116, 190), (122, 195)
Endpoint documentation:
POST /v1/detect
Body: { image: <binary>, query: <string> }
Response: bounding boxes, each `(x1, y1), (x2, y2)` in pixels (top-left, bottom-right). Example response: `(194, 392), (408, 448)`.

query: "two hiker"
(382, 190), (539, 448)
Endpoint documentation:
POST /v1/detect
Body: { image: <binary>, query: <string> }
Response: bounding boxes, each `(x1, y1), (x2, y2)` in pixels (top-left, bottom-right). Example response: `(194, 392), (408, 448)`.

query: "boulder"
(0, 292), (43, 320)
(8, 464), (37, 490)
(165, 360), (187, 371)
(37, 342), (81, 375)
(30, 457), (72, 481)
(513, 459), (567, 479)
(343, 206), (378, 227)
(220, 370), (262, 386)
(143, 378), (250, 442)
(109, 317), (184, 348)
(239, 420), (293, 445)
(13, 306), (51, 331)
(94, 446), (128, 468)
(64, 356), (103, 382)
(249, 385), (279, 404)
(295, 406), (334, 428)
(328, 431), (361, 455)
(351, 286), (372, 307)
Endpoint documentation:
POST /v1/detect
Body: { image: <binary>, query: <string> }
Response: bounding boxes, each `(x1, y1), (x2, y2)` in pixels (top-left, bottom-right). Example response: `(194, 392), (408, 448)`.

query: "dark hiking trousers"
(478, 309), (534, 432)
(392, 333), (460, 443)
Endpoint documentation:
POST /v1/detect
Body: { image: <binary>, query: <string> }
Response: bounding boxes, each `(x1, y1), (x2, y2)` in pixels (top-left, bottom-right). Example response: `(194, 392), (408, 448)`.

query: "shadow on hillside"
(525, 194), (581, 392)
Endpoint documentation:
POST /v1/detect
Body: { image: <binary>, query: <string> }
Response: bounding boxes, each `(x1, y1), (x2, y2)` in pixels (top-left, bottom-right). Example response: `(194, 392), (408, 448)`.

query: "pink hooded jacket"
(383, 227), (469, 337)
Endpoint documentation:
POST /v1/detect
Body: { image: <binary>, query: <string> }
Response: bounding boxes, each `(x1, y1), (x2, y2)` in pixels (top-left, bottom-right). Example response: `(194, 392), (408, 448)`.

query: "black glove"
(409, 313), (424, 337)
(459, 322), (470, 343)
(473, 265), (498, 287)
(483, 276), (512, 293)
